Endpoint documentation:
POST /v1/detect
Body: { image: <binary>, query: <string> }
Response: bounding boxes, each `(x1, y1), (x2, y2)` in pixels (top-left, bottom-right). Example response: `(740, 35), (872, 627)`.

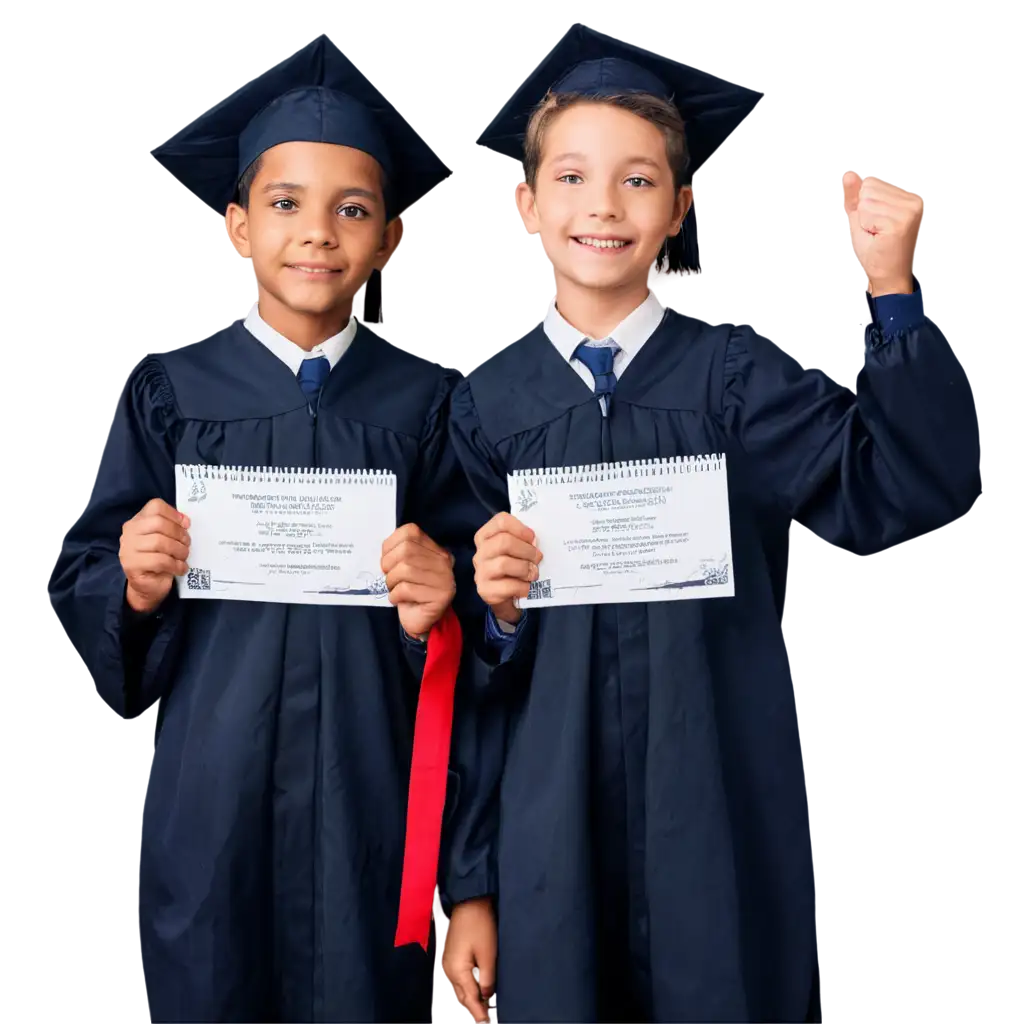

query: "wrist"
(867, 274), (914, 297)
(491, 600), (522, 625)
(453, 894), (494, 915)
(125, 583), (161, 615)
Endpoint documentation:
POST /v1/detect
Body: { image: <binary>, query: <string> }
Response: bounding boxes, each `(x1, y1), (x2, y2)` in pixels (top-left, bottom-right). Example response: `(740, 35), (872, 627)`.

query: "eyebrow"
(623, 156), (663, 169)
(546, 153), (665, 170)
(260, 182), (380, 200)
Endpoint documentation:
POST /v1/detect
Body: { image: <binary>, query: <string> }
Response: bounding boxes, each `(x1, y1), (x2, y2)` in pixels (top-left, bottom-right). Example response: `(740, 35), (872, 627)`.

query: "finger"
(382, 523), (446, 557)
(475, 512), (535, 546)
(857, 179), (923, 219)
(381, 540), (450, 574)
(137, 498), (188, 526)
(409, 529), (447, 556)
(856, 194), (913, 227)
(448, 987), (471, 1019)
(127, 514), (191, 546)
(856, 210), (898, 235)
(478, 555), (538, 583)
(479, 578), (532, 604)
(130, 534), (191, 561)
(385, 563), (454, 593)
(388, 581), (452, 606)
(478, 959), (497, 1001)
(382, 523), (422, 554)
(126, 554), (187, 577)
(478, 534), (542, 564)
(453, 967), (488, 1022)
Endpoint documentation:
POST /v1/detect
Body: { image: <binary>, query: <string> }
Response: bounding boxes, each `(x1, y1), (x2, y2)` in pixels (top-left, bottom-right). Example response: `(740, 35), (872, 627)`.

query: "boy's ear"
(225, 203), (252, 257)
(516, 177), (540, 240)
(666, 186), (694, 238)
(373, 216), (404, 271)
(512, 176), (552, 264)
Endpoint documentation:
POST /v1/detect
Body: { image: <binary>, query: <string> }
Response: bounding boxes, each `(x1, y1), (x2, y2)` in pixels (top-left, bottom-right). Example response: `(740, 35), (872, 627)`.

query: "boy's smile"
(226, 141), (402, 348)
(571, 235), (635, 253)
(286, 262), (345, 275)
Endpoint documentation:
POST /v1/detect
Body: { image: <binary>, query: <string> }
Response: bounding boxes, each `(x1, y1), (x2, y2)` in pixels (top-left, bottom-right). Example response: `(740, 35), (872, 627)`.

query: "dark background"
(0, 9), (1019, 1024)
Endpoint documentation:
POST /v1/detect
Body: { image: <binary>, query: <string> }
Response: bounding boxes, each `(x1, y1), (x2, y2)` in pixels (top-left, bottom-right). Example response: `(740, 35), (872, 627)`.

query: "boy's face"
(226, 141), (401, 320)
(516, 103), (691, 295)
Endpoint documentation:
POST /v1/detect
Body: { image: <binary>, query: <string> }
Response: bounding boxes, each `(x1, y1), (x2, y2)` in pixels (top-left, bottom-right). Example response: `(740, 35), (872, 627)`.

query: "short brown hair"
(236, 155), (263, 209)
(523, 91), (691, 191)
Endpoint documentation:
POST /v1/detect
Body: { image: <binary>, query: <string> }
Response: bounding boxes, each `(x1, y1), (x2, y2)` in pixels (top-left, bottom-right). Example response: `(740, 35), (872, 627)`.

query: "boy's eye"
(625, 176), (653, 188)
(339, 204), (368, 219)
(271, 198), (297, 211)
(557, 174), (583, 185)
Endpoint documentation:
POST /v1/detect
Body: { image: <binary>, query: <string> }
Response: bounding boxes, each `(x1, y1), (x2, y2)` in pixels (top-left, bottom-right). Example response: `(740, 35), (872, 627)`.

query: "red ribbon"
(394, 606), (463, 950)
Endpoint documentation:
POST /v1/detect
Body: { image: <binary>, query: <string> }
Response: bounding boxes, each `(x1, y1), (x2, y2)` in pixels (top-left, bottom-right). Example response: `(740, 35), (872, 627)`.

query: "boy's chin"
(561, 261), (643, 292)
(277, 287), (354, 317)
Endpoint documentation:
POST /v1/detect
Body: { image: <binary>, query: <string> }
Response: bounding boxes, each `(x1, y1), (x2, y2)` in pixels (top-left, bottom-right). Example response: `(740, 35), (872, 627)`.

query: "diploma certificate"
(175, 464), (395, 606)
(508, 455), (734, 608)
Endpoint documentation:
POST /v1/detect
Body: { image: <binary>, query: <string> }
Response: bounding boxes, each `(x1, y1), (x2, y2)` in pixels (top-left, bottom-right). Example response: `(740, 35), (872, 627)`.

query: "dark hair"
(235, 155), (264, 209)
(522, 91), (698, 273)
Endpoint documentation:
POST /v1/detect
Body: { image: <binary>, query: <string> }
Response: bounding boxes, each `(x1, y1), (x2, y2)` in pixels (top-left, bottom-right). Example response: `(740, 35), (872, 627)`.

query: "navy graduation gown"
(444, 307), (980, 1022)
(49, 320), (473, 1023)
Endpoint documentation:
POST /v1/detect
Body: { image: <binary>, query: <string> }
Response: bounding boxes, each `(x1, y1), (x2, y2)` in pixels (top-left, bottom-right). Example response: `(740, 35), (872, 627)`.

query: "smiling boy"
(49, 36), (469, 1022)
(440, 24), (981, 1024)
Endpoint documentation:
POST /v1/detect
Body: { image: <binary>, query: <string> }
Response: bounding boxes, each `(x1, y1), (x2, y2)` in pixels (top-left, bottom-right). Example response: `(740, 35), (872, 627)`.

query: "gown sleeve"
(48, 357), (186, 719)
(722, 296), (981, 554)
(397, 367), (478, 676)
(439, 377), (539, 911)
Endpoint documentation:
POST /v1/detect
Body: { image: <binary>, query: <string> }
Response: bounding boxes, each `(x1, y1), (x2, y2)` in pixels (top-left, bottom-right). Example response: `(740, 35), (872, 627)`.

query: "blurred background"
(0, 8), (1019, 1024)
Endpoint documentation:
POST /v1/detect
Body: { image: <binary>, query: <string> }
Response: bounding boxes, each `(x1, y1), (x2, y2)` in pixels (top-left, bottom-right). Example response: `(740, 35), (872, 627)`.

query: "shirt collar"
(243, 303), (358, 375)
(542, 289), (665, 363)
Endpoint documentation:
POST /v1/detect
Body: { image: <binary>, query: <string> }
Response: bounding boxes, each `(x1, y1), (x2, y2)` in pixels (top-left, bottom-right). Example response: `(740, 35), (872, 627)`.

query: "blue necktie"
(297, 356), (330, 413)
(573, 341), (620, 405)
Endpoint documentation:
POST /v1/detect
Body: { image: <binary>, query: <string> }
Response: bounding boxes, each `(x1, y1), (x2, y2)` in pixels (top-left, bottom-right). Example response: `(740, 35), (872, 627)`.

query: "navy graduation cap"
(477, 23), (763, 272)
(144, 33), (448, 221)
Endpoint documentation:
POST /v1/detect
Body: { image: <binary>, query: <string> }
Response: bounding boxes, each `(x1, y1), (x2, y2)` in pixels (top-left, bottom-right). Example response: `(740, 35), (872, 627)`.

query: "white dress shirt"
(542, 289), (667, 400)
(243, 302), (357, 373)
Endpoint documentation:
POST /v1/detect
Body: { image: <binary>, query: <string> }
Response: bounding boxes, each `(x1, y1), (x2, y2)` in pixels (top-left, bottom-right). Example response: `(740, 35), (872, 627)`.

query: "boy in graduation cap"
(440, 23), (981, 1024)
(49, 35), (475, 1023)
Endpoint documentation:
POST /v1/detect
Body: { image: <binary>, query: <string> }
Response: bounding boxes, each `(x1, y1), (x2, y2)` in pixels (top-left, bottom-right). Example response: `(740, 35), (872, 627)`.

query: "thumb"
(843, 169), (860, 216)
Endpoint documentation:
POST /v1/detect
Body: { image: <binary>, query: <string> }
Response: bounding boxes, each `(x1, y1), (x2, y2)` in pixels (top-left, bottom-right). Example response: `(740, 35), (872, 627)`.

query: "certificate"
(508, 455), (734, 608)
(175, 464), (396, 606)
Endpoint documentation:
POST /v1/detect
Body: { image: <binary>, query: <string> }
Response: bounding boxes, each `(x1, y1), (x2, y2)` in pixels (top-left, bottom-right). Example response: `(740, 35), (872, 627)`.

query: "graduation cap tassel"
(366, 268), (385, 323)
(659, 202), (700, 272)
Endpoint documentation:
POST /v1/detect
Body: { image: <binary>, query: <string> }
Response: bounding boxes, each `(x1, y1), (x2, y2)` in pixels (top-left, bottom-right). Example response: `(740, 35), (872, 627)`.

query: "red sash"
(394, 606), (462, 949)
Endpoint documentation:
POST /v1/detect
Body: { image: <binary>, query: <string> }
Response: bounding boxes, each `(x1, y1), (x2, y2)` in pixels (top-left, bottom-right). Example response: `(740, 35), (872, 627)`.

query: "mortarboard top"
(143, 33), (448, 220)
(477, 24), (763, 272)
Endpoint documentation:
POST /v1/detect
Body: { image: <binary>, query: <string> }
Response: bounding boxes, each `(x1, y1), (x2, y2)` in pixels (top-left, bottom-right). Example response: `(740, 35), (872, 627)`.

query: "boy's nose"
(588, 181), (623, 220)
(300, 212), (339, 247)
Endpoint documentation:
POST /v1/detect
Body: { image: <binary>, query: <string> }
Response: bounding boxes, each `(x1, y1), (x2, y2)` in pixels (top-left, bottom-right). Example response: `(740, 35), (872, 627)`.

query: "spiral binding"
(176, 464), (396, 485)
(510, 454), (725, 483)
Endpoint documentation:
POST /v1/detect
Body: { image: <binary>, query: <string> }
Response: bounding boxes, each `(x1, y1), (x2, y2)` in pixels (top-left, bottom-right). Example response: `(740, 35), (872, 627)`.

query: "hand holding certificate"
(507, 455), (734, 608)
(175, 464), (396, 606)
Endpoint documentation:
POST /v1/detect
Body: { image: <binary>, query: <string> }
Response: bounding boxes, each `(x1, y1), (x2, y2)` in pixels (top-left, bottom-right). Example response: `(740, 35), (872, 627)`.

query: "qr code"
(528, 578), (552, 600)
(186, 568), (211, 591)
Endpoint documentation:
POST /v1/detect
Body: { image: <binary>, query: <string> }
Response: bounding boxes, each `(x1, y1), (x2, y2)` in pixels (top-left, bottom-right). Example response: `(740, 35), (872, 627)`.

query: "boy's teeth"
(577, 237), (628, 249)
